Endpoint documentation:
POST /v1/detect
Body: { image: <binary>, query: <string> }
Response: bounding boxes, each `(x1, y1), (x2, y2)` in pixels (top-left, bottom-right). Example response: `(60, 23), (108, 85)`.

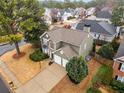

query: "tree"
(111, 38), (120, 52)
(111, 6), (124, 26)
(66, 57), (88, 84)
(0, 0), (46, 55)
(24, 25), (48, 47)
(97, 43), (114, 59)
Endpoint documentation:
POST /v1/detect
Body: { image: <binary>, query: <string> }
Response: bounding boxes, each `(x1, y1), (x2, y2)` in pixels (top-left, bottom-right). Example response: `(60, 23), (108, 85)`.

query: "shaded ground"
(49, 59), (101, 93)
(0, 44), (49, 84)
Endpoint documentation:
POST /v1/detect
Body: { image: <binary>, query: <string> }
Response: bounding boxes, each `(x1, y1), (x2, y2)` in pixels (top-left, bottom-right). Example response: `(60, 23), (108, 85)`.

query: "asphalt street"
(0, 40), (26, 56)
(0, 75), (11, 93)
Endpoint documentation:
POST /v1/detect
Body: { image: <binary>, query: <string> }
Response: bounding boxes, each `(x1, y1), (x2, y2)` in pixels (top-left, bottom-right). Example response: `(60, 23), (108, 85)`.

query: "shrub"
(92, 65), (113, 85)
(87, 87), (102, 93)
(66, 57), (88, 84)
(110, 79), (124, 93)
(111, 38), (120, 53)
(97, 43), (114, 60)
(30, 49), (49, 62)
(67, 16), (75, 20)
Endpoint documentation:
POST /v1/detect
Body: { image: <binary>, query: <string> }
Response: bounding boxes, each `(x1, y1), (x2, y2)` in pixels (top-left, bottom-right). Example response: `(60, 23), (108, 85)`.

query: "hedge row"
(110, 79), (124, 93)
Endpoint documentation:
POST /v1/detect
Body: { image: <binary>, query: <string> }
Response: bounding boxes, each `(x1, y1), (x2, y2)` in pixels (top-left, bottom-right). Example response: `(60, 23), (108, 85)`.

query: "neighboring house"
(59, 8), (75, 22)
(44, 8), (59, 25)
(95, 10), (112, 23)
(74, 7), (86, 19)
(86, 7), (96, 16)
(73, 20), (120, 42)
(113, 38), (124, 83)
(86, 10), (112, 23)
(40, 27), (93, 67)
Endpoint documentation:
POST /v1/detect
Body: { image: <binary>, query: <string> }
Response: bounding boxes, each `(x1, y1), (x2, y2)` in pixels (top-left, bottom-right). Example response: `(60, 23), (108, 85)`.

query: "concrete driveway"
(15, 63), (67, 93)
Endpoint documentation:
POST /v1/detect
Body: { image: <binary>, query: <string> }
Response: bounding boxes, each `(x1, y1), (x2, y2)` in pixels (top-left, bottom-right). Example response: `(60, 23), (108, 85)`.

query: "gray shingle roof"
(54, 45), (78, 59)
(114, 38), (124, 59)
(47, 28), (89, 47)
(98, 21), (116, 35)
(76, 20), (116, 35)
(96, 10), (112, 19)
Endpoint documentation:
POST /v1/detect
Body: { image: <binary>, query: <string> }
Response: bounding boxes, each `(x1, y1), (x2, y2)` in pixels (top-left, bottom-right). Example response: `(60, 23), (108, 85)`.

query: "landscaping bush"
(110, 79), (124, 93)
(67, 16), (75, 20)
(87, 87), (102, 93)
(66, 57), (88, 84)
(92, 65), (113, 86)
(30, 49), (49, 62)
(97, 43), (114, 60)
(111, 38), (120, 53)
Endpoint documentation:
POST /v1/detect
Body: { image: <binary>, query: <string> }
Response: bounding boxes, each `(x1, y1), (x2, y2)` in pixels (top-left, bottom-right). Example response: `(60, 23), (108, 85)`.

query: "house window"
(120, 63), (124, 72)
(117, 76), (124, 83)
(118, 63), (122, 70)
(43, 38), (48, 45)
(117, 75), (122, 81)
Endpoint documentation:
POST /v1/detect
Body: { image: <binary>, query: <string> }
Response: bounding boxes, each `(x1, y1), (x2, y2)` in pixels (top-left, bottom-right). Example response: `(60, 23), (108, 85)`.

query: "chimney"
(83, 24), (91, 32)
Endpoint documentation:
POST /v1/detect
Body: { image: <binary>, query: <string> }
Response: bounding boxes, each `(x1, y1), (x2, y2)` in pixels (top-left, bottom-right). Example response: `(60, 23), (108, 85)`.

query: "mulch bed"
(12, 52), (26, 59)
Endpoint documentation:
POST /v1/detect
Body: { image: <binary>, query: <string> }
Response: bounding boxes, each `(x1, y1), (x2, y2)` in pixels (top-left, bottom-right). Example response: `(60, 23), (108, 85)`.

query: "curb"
(0, 43), (9, 46)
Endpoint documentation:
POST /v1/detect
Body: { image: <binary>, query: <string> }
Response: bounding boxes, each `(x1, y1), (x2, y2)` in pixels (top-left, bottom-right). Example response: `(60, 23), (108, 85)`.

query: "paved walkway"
(0, 60), (21, 88)
(15, 63), (67, 93)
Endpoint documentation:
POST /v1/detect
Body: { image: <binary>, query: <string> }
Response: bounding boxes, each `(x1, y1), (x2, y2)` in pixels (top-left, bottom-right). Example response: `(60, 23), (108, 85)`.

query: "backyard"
(0, 44), (49, 84)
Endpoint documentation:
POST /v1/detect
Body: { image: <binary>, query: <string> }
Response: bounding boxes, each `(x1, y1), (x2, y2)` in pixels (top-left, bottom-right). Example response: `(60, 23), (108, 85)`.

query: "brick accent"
(113, 62), (124, 77)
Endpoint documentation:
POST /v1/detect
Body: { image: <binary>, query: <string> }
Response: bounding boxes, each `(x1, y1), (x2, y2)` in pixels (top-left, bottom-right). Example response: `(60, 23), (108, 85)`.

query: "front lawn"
(0, 44), (49, 84)
(49, 59), (101, 93)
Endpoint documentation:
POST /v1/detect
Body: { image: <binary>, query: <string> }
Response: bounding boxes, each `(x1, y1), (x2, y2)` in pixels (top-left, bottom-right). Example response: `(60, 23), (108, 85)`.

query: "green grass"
(87, 87), (102, 93)
(92, 65), (113, 85)
(0, 31), (8, 36)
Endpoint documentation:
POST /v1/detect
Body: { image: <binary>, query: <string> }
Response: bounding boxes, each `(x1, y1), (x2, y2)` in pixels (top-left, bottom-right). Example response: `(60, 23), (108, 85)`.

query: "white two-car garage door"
(54, 54), (68, 67)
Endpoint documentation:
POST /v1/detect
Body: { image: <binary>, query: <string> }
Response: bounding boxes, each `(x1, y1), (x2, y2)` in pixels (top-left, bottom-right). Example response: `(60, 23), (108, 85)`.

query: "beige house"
(40, 27), (93, 67)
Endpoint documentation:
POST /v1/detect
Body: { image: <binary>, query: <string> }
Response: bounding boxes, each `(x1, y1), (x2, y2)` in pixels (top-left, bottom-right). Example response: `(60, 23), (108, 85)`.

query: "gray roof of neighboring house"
(47, 28), (89, 47)
(76, 20), (116, 35)
(59, 9), (65, 16)
(96, 10), (112, 19)
(59, 8), (74, 16)
(114, 38), (124, 59)
(54, 45), (78, 59)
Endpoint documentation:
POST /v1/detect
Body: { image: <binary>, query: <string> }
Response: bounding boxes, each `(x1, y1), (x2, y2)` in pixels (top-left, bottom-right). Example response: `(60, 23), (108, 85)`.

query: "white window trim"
(120, 63), (124, 72)
(117, 76), (124, 83)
